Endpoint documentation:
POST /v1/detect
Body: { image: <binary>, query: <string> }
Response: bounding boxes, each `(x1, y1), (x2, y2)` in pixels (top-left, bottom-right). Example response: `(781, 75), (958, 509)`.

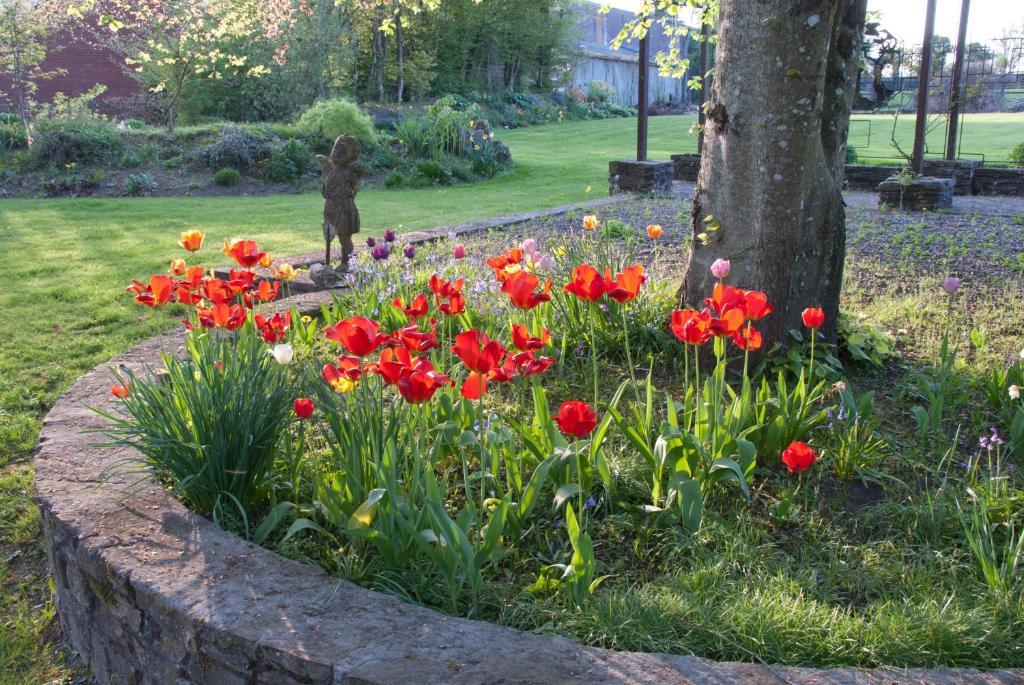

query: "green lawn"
(848, 112), (1024, 166)
(1, 112), (1023, 683)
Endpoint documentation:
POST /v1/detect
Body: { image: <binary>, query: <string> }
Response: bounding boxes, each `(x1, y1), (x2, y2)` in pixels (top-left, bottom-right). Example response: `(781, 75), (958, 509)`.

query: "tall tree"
(681, 0), (867, 344)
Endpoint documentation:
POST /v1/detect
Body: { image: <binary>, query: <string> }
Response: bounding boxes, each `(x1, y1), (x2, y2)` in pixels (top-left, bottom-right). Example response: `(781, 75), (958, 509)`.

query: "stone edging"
(37, 265), (1024, 685)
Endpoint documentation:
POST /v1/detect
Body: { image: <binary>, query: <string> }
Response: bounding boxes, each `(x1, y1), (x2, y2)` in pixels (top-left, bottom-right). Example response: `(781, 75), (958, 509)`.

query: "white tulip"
(269, 343), (294, 365)
(1010, 385), (1021, 401)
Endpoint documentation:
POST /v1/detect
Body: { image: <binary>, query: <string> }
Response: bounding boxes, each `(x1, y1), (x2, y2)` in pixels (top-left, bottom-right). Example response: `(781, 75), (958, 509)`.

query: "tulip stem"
(589, 306), (599, 406)
(621, 306), (640, 405)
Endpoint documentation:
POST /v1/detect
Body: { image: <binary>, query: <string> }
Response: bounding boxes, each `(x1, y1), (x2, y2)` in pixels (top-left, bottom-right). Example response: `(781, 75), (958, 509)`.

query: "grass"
(1, 114), (1023, 681)
(847, 112), (1024, 166)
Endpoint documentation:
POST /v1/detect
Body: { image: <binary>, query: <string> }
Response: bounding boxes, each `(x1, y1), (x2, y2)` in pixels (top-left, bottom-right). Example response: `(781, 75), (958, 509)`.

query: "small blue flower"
(584, 496), (597, 510)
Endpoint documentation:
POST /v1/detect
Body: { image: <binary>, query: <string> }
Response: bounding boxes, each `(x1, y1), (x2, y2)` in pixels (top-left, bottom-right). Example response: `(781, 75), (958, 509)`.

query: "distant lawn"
(847, 112), (1024, 166)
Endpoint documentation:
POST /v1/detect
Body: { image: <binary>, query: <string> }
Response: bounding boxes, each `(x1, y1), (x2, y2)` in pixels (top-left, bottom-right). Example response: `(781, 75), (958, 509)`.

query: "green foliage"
(839, 312), (895, 366)
(100, 326), (297, 525)
(414, 158), (453, 185)
(0, 122), (27, 152)
(296, 98), (377, 148)
(585, 80), (616, 104)
(261, 139), (312, 183)
(828, 389), (888, 480)
(213, 167), (242, 186)
(194, 126), (273, 171)
(30, 113), (124, 167)
(122, 172), (158, 196)
(1009, 141), (1024, 168)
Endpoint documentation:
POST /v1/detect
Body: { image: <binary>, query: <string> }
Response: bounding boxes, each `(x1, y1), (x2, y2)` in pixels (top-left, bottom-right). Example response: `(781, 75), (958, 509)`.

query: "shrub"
(585, 80), (616, 104)
(0, 112), (20, 125)
(415, 158), (453, 185)
(297, 98), (377, 148)
(123, 172), (158, 196)
(0, 122), (27, 152)
(384, 171), (406, 188)
(119, 147), (148, 168)
(31, 113), (124, 167)
(194, 126), (273, 172)
(213, 167), (242, 186)
(278, 138), (313, 175)
(846, 146), (859, 164)
(1010, 142), (1024, 168)
(393, 114), (431, 159)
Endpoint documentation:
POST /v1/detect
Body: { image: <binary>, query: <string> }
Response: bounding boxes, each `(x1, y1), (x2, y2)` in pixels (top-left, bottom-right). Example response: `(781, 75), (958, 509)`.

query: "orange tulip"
(127, 275), (174, 308)
(604, 264), (645, 303)
(228, 240), (266, 268)
(259, 252), (274, 269)
(563, 264), (606, 302)
(179, 230), (204, 252)
(501, 271), (552, 310)
(646, 224), (663, 239)
(582, 215), (599, 231)
(732, 325), (763, 351)
(198, 303), (246, 331)
(272, 263), (297, 280)
(169, 258), (187, 275)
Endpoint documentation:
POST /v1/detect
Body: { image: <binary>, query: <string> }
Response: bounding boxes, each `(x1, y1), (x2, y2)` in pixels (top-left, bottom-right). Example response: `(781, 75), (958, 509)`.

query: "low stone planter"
(878, 176), (955, 211)
(608, 159), (675, 196)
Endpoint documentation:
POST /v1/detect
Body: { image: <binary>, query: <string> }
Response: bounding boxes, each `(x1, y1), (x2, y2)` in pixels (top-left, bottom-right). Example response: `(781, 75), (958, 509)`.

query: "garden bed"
(37, 199), (1024, 682)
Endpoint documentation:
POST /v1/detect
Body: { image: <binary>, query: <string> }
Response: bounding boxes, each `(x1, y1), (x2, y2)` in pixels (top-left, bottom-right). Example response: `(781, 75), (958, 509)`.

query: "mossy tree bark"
(682, 0), (867, 344)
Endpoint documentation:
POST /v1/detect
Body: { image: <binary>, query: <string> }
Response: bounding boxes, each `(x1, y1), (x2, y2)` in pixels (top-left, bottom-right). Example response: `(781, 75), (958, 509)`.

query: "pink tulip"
(710, 258), (731, 279)
(454, 244), (466, 259)
(942, 276), (961, 295)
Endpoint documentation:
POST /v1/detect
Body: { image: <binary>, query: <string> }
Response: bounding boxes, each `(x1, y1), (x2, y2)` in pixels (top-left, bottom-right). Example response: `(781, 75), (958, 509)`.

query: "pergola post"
(944, 0), (971, 160)
(637, 31), (649, 161)
(911, 0), (938, 175)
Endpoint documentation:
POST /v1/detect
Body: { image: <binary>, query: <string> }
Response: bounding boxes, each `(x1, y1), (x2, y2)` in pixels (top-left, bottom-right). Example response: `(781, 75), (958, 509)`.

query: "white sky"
(603, 1), (1024, 44)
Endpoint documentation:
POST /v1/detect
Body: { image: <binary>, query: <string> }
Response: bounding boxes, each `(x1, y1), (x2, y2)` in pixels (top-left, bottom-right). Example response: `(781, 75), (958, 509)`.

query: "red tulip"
(323, 356), (363, 382)
(802, 307), (825, 329)
(293, 397), (315, 419)
(228, 240), (267, 268)
(198, 303), (246, 330)
(245, 279), (280, 307)
(501, 271), (552, 310)
(127, 275), (174, 308)
(512, 351), (556, 377)
(708, 307), (745, 337)
(452, 329), (506, 374)
(325, 317), (391, 356)
(486, 248), (524, 281)
(511, 324), (551, 352)
(563, 264), (606, 302)
(430, 275), (466, 316)
(670, 309), (712, 346)
(227, 268), (256, 295)
(732, 325), (763, 351)
(781, 441), (818, 473)
(393, 293), (429, 320)
(555, 400), (597, 438)
(254, 311), (291, 344)
(111, 384), (130, 398)
(741, 290), (773, 321)
(369, 346), (413, 385)
(201, 278), (234, 305)
(395, 321), (440, 353)
(604, 264), (645, 303)
(397, 358), (453, 404)
(704, 283), (745, 317)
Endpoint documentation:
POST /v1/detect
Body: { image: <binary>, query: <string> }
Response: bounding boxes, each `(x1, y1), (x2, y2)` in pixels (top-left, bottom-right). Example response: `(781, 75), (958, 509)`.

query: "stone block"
(878, 176), (955, 211)
(608, 160), (675, 195)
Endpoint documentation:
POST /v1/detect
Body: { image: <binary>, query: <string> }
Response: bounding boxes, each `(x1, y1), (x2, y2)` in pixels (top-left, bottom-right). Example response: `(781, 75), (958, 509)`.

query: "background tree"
(0, 0), (70, 145)
(681, 0), (868, 345)
(84, 0), (302, 129)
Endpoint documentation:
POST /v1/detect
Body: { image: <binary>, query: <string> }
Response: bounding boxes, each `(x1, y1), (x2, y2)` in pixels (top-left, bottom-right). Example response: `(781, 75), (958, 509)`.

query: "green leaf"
(708, 458), (751, 499)
(253, 501), (294, 545)
(348, 488), (386, 529)
(668, 474), (702, 533)
(554, 483), (581, 511)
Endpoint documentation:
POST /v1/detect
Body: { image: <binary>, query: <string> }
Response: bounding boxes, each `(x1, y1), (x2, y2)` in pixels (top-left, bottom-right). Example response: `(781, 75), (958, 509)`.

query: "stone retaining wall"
(36, 220), (1024, 685)
(670, 153), (1024, 196)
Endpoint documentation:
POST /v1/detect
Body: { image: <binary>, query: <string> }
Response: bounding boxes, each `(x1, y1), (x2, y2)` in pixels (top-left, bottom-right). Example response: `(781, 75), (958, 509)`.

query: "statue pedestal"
(878, 176), (954, 211)
(608, 160), (675, 196)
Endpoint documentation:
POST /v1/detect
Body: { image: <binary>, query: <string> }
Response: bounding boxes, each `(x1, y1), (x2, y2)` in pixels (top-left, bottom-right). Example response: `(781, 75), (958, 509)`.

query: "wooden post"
(697, 5), (709, 154)
(911, 0), (938, 175)
(637, 30), (649, 161)
(944, 0), (970, 160)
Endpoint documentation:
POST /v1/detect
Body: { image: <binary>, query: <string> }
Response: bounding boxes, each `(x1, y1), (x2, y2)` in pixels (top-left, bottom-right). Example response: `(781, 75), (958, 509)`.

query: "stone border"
(37, 241), (1024, 685)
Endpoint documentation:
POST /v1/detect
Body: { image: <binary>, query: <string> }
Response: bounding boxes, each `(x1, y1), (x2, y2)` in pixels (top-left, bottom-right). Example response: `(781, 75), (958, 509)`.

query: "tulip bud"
(710, 258), (731, 279)
(521, 238), (538, 254)
(942, 276), (961, 295)
(453, 244), (466, 259)
(403, 244), (416, 259)
(538, 255), (555, 271)
(269, 343), (294, 365)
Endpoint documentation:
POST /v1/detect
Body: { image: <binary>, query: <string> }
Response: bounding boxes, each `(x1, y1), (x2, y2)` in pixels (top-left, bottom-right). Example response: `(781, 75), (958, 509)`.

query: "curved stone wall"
(36, 292), (1024, 685)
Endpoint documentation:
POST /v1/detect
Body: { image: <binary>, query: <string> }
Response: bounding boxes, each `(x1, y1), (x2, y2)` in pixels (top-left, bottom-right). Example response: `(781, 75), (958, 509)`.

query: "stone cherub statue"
(316, 134), (363, 268)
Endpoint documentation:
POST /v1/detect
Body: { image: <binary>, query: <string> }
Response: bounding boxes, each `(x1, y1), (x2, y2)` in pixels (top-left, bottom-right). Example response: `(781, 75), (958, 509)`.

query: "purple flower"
(365, 236), (377, 248)
(403, 244), (416, 259)
(584, 496), (597, 510)
(371, 244), (390, 261)
(384, 229), (397, 243)
(942, 276), (961, 295)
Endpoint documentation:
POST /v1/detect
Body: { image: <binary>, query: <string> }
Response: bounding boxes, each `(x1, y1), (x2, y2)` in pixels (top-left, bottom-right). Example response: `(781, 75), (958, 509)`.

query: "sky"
(602, 1), (1024, 45)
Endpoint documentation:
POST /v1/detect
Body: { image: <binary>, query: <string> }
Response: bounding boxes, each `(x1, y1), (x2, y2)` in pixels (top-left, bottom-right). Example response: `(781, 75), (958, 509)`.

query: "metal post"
(911, 0), (938, 175)
(637, 30), (649, 161)
(697, 5), (709, 155)
(944, 0), (970, 160)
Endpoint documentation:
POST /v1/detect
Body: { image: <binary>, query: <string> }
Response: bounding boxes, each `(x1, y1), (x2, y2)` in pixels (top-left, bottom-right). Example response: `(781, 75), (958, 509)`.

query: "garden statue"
(317, 134), (363, 269)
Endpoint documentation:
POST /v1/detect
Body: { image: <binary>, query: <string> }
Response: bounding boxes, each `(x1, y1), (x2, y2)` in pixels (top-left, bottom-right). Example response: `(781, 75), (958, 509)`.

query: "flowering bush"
(109, 219), (852, 613)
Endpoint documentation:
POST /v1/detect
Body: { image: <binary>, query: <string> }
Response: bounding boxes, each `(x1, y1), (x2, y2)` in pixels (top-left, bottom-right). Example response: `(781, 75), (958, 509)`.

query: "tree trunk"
(681, 0), (867, 345)
(394, 1), (404, 103)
